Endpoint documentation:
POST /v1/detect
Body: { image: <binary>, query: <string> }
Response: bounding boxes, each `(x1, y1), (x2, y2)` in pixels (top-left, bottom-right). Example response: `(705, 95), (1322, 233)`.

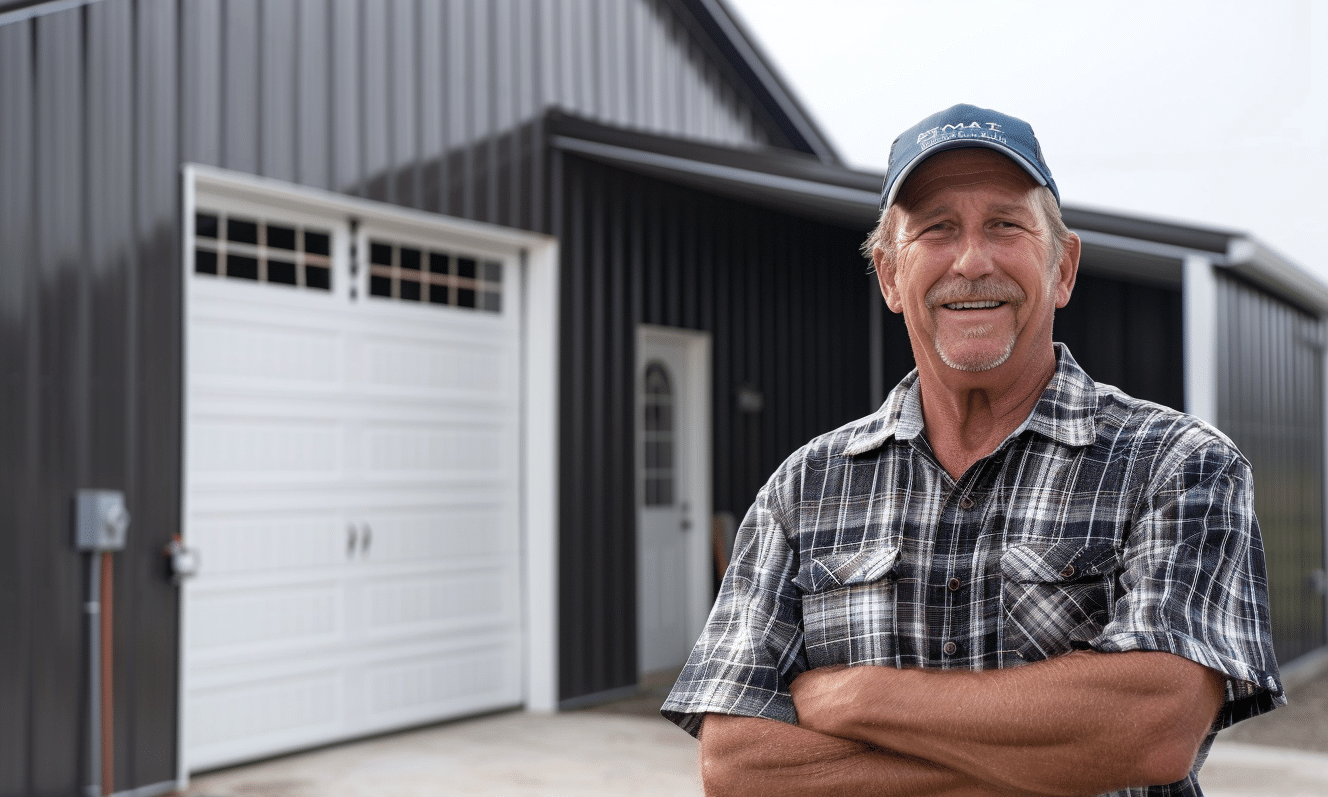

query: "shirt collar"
(842, 343), (1098, 457)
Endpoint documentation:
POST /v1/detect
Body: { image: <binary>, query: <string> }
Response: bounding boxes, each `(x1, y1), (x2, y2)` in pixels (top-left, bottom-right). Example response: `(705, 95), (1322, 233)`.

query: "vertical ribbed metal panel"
(0, 0), (182, 793)
(178, 0), (770, 227)
(0, 14), (35, 793)
(553, 155), (878, 702)
(1055, 272), (1185, 410)
(131, 0), (186, 784)
(1217, 274), (1326, 664)
(0, 0), (847, 772)
(31, 10), (92, 795)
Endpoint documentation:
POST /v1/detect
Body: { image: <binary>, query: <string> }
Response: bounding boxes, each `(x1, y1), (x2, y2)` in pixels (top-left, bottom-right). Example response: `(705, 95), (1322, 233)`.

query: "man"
(661, 104), (1284, 796)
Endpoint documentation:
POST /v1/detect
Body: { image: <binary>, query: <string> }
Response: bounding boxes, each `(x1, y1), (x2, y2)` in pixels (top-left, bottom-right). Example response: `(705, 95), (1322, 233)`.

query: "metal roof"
(550, 111), (1328, 315)
(665, 0), (844, 163)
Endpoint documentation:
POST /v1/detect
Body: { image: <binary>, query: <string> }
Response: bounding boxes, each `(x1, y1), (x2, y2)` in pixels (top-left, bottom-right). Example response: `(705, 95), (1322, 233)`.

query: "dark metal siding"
(181, 0), (776, 217)
(0, 0), (818, 783)
(554, 154), (878, 701)
(0, 1), (183, 794)
(1055, 272), (1186, 411)
(1217, 273), (1326, 664)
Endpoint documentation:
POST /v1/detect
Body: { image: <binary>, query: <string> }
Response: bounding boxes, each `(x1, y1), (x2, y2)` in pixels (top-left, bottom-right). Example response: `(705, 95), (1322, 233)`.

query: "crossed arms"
(699, 649), (1225, 797)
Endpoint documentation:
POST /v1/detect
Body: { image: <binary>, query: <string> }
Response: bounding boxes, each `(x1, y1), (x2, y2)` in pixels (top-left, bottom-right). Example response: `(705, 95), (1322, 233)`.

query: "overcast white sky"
(725, 0), (1327, 283)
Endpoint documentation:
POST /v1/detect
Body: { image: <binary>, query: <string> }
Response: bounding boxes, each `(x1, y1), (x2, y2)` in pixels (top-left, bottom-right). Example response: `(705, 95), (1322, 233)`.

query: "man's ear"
(874, 248), (903, 313)
(1054, 233), (1080, 309)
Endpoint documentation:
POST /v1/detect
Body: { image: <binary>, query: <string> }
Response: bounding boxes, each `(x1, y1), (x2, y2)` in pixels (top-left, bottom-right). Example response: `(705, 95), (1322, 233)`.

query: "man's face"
(876, 148), (1077, 376)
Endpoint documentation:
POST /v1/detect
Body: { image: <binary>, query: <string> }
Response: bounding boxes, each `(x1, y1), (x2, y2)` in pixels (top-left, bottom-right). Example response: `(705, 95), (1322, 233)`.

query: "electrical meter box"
(75, 489), (130, 552)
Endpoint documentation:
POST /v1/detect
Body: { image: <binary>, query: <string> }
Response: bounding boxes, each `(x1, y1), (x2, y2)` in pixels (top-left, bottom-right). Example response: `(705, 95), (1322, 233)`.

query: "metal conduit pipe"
(85, 550), (115, 797)
(76, 490), (130, 797)
(86, 551), (102, 797)
(100, 551), (114, 796)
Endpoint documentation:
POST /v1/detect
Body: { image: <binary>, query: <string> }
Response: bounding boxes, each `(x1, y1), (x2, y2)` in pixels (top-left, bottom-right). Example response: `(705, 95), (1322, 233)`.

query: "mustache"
(925, 277), (1026, 309)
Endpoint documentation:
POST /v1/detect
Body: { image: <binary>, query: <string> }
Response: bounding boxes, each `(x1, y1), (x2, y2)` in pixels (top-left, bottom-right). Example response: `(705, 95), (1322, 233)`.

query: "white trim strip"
(1182, 254), (1219, 426)
(551, 135), (879, 208)
(0, 0), (102, 26)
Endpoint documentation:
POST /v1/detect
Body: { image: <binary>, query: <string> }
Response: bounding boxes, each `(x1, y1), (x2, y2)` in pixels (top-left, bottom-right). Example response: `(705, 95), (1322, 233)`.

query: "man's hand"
(787, 651), (1225, 796)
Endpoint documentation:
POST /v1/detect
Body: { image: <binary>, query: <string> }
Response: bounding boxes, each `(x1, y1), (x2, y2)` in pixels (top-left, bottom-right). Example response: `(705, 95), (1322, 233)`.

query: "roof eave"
(550, 113), (1328, 315)
(1226, 237), (1328, 315)
(664, 0), (844, 164)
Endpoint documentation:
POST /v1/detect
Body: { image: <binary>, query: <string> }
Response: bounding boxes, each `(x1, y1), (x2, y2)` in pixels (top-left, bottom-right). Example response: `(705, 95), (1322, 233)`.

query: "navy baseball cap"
(880, 104), (1059, 210)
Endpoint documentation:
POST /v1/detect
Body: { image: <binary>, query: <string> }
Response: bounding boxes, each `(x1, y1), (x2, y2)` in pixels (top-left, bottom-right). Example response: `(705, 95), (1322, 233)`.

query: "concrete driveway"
(181, 709), (1328, 797)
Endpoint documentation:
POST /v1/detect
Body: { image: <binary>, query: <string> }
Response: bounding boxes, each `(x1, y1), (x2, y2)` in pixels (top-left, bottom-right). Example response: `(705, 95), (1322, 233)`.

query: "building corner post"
(1183, 254), (1219, 426)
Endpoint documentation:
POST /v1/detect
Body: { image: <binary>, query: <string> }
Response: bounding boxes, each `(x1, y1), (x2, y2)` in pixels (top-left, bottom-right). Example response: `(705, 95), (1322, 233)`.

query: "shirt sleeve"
(660, 476), (808, 738)
(1091, 439), (1286, 728)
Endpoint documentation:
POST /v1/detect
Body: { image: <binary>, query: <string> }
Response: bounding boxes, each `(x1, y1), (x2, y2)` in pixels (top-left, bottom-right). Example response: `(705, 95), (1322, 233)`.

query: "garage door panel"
(186, 581), (343, 656)
(185, 510), (346, 576)
(357, 421), (511, 475)
(191, 280), (345, 317)
(356, 640), (522, 728)
(354, 566), (519, 637)
(359, 503), (518, 563)
(186, 484), (364, 514)
(186, 667), (343, 770)
(184, 194), (526, 773)
(189, 397), (352, 425)
(189, 415), (342, 476)
(351, 335), (512, 396)
(190, 319), (343, 386)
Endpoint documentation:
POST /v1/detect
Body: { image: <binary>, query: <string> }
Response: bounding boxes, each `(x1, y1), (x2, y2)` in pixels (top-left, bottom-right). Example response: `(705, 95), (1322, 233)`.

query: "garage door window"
(368, 239), (502, 312)
(194, 211), (333, 290)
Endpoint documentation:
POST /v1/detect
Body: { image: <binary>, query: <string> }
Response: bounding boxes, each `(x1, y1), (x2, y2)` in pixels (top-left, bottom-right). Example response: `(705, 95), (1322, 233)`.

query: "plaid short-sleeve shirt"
(662, 345), (1285, 797)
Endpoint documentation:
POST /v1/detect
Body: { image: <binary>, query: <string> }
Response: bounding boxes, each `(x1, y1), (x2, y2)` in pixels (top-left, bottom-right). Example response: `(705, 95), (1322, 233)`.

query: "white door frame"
(636, 325), (713, 676)
(178, 164), (560, 786)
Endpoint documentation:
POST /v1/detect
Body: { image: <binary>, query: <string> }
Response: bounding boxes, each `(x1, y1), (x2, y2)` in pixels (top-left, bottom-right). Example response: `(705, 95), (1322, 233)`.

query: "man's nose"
(950, 234), (996, 280)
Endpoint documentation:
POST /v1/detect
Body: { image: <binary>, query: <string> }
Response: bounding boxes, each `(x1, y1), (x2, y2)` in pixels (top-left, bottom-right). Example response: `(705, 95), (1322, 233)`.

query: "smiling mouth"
(943, 300), (1005, 310)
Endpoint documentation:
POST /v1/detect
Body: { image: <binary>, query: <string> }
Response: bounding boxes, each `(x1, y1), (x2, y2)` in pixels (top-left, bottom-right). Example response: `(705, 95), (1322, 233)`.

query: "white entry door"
(181, 173), (532, 773)
(637, 327), (711, 676)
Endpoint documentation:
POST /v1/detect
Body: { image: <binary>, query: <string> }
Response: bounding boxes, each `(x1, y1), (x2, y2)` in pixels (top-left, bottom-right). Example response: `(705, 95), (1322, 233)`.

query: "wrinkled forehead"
(895, 148), (1040, 210)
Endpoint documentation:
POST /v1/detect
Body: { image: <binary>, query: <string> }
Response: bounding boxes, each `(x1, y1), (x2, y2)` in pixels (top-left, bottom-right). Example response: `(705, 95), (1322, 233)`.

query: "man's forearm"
(790, 650), (1225, 795)
(699, 713), (1031, 797)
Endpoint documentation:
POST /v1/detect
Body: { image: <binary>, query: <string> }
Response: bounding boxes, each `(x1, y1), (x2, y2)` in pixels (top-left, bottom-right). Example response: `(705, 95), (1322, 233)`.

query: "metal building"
(0, 0), (1323, 795)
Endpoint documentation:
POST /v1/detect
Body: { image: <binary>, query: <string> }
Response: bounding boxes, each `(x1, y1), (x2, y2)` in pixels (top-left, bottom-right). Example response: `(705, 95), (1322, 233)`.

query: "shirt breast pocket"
(795, 546), (901, 668)
(1000, 539), (1118, 662)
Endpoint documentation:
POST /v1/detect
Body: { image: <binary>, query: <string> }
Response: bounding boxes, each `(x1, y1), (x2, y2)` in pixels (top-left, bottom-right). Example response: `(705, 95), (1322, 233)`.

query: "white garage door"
(182, 173), (529, 772)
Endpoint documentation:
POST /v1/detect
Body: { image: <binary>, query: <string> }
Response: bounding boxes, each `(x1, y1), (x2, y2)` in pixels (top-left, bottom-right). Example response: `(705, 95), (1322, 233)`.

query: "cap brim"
(883, 139), (1050, 209)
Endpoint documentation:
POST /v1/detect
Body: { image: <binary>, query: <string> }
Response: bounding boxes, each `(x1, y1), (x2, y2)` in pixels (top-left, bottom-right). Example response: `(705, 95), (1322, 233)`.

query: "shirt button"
(943, 641), (959, 655)
(947, 577), (961, 591)
(1060, 564), (1076, 579)
(958, 496), (975, 510)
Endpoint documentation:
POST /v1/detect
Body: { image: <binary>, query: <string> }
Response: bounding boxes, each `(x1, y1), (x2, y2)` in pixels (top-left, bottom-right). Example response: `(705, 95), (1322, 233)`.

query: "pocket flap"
(795, 546), (900, 593)
(1001, 539), (1118, 584)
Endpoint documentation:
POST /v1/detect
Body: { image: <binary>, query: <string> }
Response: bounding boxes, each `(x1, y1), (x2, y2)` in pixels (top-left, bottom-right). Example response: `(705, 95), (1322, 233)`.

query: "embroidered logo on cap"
(917, 121), (1008, 151)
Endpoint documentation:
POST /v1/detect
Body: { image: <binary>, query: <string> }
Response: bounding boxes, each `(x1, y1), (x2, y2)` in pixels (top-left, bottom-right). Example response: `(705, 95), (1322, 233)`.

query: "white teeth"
(945, 300), (1003, 310)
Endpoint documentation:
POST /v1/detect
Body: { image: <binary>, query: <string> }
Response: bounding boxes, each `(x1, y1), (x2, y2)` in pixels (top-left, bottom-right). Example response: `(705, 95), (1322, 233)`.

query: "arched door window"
(643, 361), (675, 506)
